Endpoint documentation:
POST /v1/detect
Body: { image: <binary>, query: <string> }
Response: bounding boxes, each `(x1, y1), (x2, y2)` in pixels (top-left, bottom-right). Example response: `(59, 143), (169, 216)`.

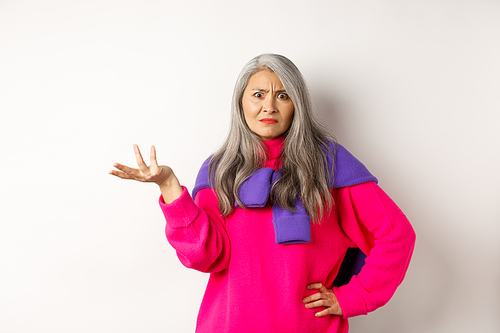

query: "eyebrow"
(250, 88), (287, 93)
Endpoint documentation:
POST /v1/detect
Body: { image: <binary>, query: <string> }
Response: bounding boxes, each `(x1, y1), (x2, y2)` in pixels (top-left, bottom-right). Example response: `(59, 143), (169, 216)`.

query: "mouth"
(260, 118), (278, 124)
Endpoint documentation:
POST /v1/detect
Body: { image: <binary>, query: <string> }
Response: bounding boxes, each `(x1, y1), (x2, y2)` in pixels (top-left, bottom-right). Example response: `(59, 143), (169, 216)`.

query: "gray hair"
(209, 53), (336, 222)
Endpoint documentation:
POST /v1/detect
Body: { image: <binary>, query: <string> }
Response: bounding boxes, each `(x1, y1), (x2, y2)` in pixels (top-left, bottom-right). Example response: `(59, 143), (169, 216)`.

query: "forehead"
(245, 70), (285, 89)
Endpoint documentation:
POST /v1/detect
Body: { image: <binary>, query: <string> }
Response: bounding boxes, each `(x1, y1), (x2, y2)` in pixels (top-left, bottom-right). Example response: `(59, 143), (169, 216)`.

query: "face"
(241, 70), (294, 141)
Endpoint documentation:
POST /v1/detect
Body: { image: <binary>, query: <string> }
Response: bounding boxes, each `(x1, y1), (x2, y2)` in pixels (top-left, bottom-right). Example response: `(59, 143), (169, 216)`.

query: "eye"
(254, 92), (263, 98)
(277, 93), (288, 99)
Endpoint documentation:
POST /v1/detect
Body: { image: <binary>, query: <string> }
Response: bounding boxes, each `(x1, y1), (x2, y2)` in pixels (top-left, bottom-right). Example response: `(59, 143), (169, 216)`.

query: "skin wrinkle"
(242, 70), (294, 142)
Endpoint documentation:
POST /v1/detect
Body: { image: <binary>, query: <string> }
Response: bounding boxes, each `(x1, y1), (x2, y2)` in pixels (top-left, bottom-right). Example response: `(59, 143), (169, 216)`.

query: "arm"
(109, 145), (230, 272)
(159, 187), (231, 273)
(332, 181), (416, 318)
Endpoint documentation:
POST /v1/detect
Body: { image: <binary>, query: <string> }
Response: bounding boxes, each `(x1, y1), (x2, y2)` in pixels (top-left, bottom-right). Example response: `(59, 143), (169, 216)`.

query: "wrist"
(158, 174), (183, 204)
(157, 172), (178, 188)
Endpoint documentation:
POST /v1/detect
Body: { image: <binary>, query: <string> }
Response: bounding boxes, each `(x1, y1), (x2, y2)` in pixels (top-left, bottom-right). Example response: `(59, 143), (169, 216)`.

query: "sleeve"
(159, 186), (231, 273)
(331, 181), (416, 318)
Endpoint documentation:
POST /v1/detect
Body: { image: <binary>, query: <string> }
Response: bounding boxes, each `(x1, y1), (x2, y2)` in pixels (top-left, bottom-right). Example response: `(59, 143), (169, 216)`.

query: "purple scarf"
(192, 142), (377, 245)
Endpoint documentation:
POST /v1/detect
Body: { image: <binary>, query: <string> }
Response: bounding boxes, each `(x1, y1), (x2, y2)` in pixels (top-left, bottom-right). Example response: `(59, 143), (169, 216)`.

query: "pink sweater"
(159, 138), (416, 332)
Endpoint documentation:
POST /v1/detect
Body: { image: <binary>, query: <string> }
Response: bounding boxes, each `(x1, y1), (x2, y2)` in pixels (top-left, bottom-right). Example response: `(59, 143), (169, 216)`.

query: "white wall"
(1, 1), (499, 332)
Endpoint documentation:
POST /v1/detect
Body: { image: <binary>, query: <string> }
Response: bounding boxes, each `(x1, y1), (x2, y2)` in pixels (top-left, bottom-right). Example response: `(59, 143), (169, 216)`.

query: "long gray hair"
(209, 53), (336, 222)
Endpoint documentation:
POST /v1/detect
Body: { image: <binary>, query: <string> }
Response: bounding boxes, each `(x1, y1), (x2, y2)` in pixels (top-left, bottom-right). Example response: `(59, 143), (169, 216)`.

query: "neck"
(262, 136), (284, 170)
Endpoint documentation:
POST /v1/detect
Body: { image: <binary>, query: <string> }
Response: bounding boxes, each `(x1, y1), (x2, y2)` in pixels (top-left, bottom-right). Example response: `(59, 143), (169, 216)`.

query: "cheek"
(242, 98), (258, 118)
(284, 108), (294, 126)
(243, 109), (255, 126)
(242, 107), (257, 131)
(241, 101), (251, 123)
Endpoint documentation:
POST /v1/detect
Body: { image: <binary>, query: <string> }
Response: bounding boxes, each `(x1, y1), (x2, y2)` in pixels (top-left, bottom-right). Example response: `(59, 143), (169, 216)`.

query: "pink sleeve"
(332, 182), (416, 318)
(159, 186), (230, 273)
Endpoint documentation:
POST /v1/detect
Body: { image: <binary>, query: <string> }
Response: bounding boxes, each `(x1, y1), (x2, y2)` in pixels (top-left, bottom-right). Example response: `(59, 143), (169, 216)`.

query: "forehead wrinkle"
(247, 88), (287, 93)
(246, 71), (287, 93)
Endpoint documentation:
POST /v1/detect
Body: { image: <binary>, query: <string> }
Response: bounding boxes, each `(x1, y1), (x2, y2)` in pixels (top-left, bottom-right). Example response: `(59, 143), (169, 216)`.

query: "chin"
(260, 133), (282, 141)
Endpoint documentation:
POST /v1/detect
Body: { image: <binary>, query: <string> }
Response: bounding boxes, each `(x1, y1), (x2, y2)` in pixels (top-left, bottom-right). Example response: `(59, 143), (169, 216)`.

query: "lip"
(260, 118), (278, 124)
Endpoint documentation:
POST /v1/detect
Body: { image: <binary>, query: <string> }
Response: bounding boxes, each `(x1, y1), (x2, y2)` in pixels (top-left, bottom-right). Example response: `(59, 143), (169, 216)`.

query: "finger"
(302, 292), (323, 303)
(112, 163), (141, 177)
(315, 302), (343, 317)
(304, 298), (331, 309)
(317, 285), (329, 293)
(314, 308), (333, 317)
(150, 145), (159, 168)
(133, 144), (148, 171)
(109, 170), (135, 180)
(306, 282), (323, 290)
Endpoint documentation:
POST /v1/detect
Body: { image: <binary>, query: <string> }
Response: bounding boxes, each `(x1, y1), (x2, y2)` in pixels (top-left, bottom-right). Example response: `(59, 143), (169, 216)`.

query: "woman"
(109, 53), (416, 333)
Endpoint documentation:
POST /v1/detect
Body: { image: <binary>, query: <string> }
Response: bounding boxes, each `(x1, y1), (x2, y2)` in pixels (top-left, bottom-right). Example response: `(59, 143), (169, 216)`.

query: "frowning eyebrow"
(250, 88), (287, 93)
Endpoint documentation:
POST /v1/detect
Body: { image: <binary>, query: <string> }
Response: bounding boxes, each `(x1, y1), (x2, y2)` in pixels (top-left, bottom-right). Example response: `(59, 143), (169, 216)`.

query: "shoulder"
(329, 142), (378, 188)
(192, 155), (214, 199)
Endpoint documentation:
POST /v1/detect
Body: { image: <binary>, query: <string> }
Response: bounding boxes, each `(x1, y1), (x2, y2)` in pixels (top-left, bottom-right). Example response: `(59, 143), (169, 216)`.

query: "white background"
(1, 0), (499, 332)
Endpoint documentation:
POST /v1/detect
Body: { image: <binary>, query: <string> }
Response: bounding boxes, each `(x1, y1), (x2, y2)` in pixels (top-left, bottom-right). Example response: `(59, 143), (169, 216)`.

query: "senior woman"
(109, 53), (416, 333)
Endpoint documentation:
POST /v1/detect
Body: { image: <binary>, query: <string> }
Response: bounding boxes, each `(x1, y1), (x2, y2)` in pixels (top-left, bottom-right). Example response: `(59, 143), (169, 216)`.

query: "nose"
(263, 95), (277, 113)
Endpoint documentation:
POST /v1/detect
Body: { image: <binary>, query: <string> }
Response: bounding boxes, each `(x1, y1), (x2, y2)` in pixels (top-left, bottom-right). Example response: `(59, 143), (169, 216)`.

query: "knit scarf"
(192, 140), (377, 245)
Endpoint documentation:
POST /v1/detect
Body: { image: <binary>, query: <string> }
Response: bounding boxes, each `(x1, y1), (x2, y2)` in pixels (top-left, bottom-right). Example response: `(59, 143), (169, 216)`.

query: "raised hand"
(302, 282), (343, 317)
(109, 144), (183, 203)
